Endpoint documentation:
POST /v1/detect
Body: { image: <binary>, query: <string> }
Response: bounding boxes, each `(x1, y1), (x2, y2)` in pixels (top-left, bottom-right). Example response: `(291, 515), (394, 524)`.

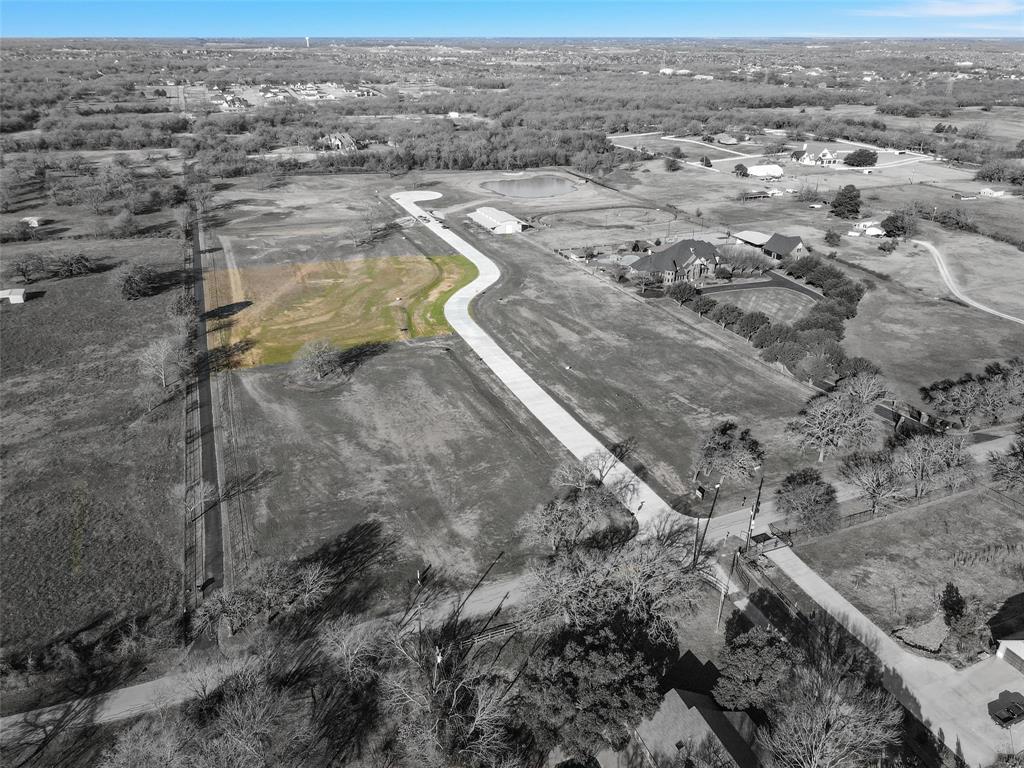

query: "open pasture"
(796, 490), (1024, 635)
(0, 238), (183, 650)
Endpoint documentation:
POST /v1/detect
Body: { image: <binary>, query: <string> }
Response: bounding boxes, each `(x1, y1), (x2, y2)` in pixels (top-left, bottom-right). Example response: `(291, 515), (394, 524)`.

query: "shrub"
(714, 266), (733, 281)
(663, 157), (680, 172)
(940, 583), (965, 626)
(296, 340), (341, 379)
(881, 208), (918, 239)
(114, 263), (158, 300)
(878, 239), (897, 254)
(824, 229), (842, 247)
(51, 253), (96, 278)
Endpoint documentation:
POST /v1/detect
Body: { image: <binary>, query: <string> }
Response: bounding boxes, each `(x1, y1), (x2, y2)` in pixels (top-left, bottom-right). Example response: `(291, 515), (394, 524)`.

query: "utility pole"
(694, 482), (722, 568)
(744, 466), (765, 552)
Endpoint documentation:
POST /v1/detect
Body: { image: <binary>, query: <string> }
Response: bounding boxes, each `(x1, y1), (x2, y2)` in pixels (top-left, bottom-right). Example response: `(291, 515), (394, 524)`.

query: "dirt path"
(914, 238), (1024, 326)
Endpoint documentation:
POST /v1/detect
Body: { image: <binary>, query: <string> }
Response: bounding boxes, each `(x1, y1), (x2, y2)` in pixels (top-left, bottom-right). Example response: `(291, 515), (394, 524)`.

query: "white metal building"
(746, 164), (784, 179)
(468, 207), (524, 234)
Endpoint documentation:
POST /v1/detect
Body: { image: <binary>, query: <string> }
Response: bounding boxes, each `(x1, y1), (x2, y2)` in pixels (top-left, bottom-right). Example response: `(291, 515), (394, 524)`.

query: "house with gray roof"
(762, 233), (805, 259)
(629, 239), (720, 284)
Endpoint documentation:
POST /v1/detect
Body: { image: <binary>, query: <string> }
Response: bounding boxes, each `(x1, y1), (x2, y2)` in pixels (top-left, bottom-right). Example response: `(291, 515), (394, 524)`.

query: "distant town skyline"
(1, 0), (1022, 38)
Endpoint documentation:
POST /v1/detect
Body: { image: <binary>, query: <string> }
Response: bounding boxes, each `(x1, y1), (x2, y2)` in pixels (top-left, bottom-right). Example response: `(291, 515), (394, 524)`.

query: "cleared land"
(706, 287), (816, 324)
(206, 253), (476, 366)
(795, 490), (1024, 635)
(203, 174), (566, 578)
(0, 239), (183, 650)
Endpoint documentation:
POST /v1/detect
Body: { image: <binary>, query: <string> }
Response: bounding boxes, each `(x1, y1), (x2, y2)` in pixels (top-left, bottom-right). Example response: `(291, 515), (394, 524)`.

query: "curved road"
(392, 191), (677, 530)
(914, 239), (1024, 326)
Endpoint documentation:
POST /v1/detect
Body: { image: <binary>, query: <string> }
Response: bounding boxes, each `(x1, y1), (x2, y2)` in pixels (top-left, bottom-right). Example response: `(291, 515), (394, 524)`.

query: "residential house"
(629, 239), (719, 284)
(716, 133), (739, 145)
(816, 149), (840, 166)
(567, 689), (761, 768)
(762, 233), (806, 260)
(980, 188), (1006, 198)
(316, 132), (357, 153)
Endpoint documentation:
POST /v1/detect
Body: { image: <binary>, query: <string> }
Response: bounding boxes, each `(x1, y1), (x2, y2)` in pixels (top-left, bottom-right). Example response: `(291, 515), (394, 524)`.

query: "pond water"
(482, 175), (577, 198)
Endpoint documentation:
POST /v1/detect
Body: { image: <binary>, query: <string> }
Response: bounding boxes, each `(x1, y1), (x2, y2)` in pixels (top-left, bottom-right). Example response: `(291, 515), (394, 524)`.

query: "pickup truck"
(992, 701), (1024, 728)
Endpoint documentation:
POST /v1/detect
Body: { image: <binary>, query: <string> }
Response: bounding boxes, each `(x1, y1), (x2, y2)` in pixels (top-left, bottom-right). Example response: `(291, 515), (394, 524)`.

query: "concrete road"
(391, 191), (678, 531)
(914, 239), (1024, 326)
(768, 547), (1023, 767)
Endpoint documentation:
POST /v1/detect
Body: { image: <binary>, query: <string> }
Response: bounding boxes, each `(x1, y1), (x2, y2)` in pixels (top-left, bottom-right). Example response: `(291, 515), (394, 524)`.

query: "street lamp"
(744, 464), (765, 553)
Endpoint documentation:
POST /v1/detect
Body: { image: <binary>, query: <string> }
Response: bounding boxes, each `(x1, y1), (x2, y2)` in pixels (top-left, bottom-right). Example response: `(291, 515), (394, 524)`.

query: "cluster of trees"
(921, 360), (1024, 428)
(713, 623), (901, 768)
(90, 454), (711, 768)
(830, 184), (862, 218)
(989, 417), (1024, 492)
(975, 159), (1024, 187)
(2, 112), (189, 152)
(669, 267), (875, 383)
(9, 250), (100, 283)
(787, 373), (887, 464)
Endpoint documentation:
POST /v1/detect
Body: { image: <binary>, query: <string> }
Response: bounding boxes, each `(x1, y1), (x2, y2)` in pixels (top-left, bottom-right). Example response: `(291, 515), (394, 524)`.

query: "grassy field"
(0, 239), (183, 650)
(842, 274), (1024, 403)
(205, 253), (477, 366)
(219, 340), (566, 578)
(707, 287), (816, 324)
(796, 490), (1024, 634)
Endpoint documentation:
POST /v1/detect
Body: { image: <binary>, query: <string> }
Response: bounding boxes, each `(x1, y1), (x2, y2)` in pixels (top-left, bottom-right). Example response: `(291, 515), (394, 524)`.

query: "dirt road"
(914, 238), (1024, 326)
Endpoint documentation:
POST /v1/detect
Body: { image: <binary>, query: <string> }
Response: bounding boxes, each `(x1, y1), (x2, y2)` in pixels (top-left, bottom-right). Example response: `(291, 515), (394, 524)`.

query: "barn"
(468, 207), (525, 234)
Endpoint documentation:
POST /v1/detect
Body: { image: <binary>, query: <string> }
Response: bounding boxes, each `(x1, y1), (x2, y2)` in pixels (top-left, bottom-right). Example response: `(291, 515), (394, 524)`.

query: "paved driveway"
(768, 547), (1023, 767)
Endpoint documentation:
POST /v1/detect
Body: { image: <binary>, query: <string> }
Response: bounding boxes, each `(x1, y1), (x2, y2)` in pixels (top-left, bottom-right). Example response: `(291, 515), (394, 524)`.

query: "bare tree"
(775, 468), (839, 534)
(693, 421), (764, 481)
(522, 485), (620, 555)
(895, 433), (976, 499)
(296, 339), (340, 379)
(137, 336), (179, 388)
(551, 450), (614, 492)
(527, 515), (704, 641)
(319, 616), (386, 683)
(11, 255), (44, 284)
(989, 420), (1024, 492)
(293, 562), (335, 609)
(787, 392), (876, 463)
(836, 372), (889, 406)
(839, 450), (904, 513)
(189, 183), (213, 214)
(173, 204), (191, 238)
(759, 658), (901, 768)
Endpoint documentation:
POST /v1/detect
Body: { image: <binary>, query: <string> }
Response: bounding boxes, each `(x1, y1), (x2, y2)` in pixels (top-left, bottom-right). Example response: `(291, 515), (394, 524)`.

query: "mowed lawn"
(206, 254), (477, 366)
(707, 287), (816, 324)
(0, 239), (183, 651)
(796, 490), (1024, 634)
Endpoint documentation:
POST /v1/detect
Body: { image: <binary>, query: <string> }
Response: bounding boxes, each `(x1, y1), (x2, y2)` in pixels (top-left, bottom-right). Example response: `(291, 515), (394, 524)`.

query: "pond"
(482, 175), (577, 198)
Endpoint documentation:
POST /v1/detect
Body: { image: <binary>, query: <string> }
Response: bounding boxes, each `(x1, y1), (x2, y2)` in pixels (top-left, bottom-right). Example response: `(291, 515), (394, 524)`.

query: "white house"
(747, 164), (784, 179)
(816, 149), (840, 166)
(980, 188), (1006, 198)
(0, 288), (26, 304)
(468, 207), (524, 234)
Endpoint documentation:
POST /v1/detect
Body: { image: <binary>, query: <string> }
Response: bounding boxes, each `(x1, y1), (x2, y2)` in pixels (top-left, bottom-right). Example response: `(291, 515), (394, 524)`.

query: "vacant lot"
(206, 252), (476, 366)
(707, 287), (816, 324)
(450, 210), (814, 511)
(0, 238), (183, 650)
(204, 174), (566, 577)
(796, 490), (1024, 634)
(843, 274), (1024, 403)
(218, 340), (564, 578)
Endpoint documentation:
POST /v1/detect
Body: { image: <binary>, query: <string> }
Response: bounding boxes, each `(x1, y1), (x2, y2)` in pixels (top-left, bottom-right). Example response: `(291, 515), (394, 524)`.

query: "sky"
(0, 0), (1021, 38)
